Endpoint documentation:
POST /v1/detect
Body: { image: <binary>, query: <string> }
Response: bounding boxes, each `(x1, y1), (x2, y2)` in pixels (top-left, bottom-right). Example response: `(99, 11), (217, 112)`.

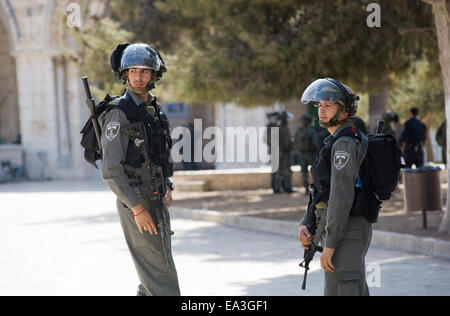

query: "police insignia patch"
(106, 121), (120, 141)
(334, 151), (350, 170)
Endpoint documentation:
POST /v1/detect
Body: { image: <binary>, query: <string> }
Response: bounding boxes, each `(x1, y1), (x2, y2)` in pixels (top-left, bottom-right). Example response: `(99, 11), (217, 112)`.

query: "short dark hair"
(410, 108), (419, 116)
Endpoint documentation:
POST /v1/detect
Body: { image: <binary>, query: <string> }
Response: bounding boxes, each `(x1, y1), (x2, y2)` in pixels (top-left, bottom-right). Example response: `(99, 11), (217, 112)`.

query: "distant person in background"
(278, 111), (296, 193)
(399, 107), (426, 168)
(266, 112), (280, 193)
(436, 119), (446, 165)
(349, 116), (367, 135)
(381, 111), (399, 138)
(294, 114), (320, 194)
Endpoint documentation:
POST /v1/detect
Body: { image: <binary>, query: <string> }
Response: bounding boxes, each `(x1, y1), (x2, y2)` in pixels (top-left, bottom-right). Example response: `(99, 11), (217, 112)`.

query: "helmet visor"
(120, 44), (161, 72)
(300, 79), (346, 105)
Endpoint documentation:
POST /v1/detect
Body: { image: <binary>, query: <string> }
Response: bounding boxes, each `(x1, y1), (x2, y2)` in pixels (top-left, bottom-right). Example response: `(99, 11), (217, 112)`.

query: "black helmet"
(110, 43), (167, 88)
(299, 114), (312, 126)
(278, 111), (293, 124)
(382, 111), (398, 123)
(301, 78), (359, 116)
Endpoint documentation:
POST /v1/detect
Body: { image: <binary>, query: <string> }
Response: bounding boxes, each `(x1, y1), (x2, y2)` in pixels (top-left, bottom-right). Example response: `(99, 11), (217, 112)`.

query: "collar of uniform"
(126, 87), (154, 106)
(331, 120), (354, 137)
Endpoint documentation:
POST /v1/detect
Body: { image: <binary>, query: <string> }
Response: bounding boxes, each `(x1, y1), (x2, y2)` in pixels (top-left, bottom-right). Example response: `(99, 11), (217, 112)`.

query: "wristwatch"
(167, 181), (175, 191)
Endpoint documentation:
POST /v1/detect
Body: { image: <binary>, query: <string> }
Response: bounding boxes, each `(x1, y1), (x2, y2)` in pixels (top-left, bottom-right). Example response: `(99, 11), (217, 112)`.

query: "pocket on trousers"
(334, 230), (362, 271)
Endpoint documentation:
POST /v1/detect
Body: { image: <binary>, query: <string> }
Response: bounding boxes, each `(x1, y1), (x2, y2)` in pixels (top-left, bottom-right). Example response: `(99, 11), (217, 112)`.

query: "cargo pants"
(117, 199), (180, 296)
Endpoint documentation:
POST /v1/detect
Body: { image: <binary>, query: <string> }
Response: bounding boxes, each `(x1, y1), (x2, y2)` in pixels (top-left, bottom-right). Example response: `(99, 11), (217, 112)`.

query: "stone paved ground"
(0, 180), (449, 296)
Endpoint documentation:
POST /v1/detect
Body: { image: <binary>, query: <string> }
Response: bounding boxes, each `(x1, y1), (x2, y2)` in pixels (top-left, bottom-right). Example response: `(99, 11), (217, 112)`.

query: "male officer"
(298, 78), (372, 296)
(381, 111), (399, 138)
(294, 114), (320, 194)
(266, 112), (281, 193)
(399, 107), (426, 168)
(100, 43), (180, 296)
(276, 111), (295, 193)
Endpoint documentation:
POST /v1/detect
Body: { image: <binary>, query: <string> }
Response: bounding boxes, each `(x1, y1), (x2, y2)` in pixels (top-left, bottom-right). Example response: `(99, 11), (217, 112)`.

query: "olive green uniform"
(301, 121), (372, 296)
(100, 88), (180, 296)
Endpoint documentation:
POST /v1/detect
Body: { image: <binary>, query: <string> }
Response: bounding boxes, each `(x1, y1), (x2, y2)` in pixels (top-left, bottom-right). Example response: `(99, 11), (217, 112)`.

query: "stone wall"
(0, 0), (102, 180)
(0, 11), (19, 144)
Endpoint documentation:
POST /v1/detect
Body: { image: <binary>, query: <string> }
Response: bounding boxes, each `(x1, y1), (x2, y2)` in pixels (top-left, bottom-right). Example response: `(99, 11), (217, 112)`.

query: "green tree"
(67, 17), (133, 99)
(150, 0), (438, 107)
(420, 0), (450, 234)
(78, 0), (436, 107)
(390, 59), (444, 128)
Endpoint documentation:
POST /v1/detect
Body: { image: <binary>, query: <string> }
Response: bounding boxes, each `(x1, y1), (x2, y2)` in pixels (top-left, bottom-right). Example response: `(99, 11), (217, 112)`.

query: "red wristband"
(132, 210), (145, 217)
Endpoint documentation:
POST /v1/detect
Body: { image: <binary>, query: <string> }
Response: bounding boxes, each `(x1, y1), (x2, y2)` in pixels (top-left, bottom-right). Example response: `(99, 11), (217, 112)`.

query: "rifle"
(125, 122), (174, 267)
(299, 190), (323, 290)
(376, 120), (384, 134)
(81, 77), (102, 152)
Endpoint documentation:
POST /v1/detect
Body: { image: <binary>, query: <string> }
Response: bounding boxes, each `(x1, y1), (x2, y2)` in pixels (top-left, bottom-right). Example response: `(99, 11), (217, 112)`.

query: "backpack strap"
(334, 126), (368, 168)
(357, 133), (369, 166)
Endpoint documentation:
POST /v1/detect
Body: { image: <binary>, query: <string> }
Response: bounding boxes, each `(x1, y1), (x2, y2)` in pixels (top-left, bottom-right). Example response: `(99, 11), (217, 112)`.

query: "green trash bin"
(402, 166), (442, 229)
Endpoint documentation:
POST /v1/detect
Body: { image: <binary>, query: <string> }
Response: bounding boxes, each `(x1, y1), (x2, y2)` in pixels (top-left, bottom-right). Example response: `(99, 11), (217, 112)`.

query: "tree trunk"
(423, 0), (450, 234)
(369, 85), (390, 132)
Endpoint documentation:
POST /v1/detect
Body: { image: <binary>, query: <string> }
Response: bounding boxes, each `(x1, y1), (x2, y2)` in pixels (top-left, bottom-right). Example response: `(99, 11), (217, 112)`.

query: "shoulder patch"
(334, 150), (350, 170)
(106, 121), (120, 141)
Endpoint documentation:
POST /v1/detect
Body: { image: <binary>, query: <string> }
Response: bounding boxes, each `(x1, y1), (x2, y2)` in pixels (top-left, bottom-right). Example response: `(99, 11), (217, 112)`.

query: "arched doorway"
(0, 14), (19, 144)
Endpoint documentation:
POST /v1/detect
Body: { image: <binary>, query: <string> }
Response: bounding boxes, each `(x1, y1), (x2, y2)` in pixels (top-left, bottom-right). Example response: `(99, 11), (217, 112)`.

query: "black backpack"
(80, 94), (119, 169)
(336, 125), (405, 223)
(360, 132), (405, 201)
(328, 127), (405, 223)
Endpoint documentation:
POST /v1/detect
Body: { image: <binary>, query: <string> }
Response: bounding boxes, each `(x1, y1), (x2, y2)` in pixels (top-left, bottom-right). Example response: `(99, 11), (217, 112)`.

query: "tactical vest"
(108, 92), (173, 178)
(310, 127), (381, 222)
(311, 127), (361, 204)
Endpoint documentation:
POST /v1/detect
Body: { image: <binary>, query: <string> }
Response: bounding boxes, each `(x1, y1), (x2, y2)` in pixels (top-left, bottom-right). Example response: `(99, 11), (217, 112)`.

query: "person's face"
(317, 100), (340, 123)
(126, 68), (152, 89)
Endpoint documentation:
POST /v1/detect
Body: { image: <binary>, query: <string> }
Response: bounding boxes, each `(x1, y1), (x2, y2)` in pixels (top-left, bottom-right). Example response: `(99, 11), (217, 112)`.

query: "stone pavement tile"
(171, 214), (450, 296)
(1, 180), (449, 296)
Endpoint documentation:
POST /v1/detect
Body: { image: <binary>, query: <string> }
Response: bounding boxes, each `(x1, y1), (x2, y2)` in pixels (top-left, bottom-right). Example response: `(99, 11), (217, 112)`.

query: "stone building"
(0, 0), (98, 180)
(0, 0), (310, 181)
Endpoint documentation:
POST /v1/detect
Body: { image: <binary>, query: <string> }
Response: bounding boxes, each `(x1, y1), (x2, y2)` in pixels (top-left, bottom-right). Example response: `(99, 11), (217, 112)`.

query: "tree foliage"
(73, 0), (439, 106)
(67, 17), (133, 99)
(153, 0), (438, 105)
(390, 58), (445, 127)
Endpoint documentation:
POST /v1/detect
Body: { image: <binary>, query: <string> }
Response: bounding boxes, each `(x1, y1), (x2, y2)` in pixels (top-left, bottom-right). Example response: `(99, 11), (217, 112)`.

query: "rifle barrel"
(302, 268), (308, 290)
(81, 77), (102, 153)
(376, 120), (384, 134)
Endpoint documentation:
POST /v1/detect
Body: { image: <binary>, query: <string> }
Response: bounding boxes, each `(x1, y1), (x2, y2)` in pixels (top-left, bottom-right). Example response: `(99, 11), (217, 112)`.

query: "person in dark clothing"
(274, 111), (296, 193)
(436, 119), (446, 165)
(294, 114), (320, 194)
(349, 116), (367, 135)
(399, 108), (426, 168)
